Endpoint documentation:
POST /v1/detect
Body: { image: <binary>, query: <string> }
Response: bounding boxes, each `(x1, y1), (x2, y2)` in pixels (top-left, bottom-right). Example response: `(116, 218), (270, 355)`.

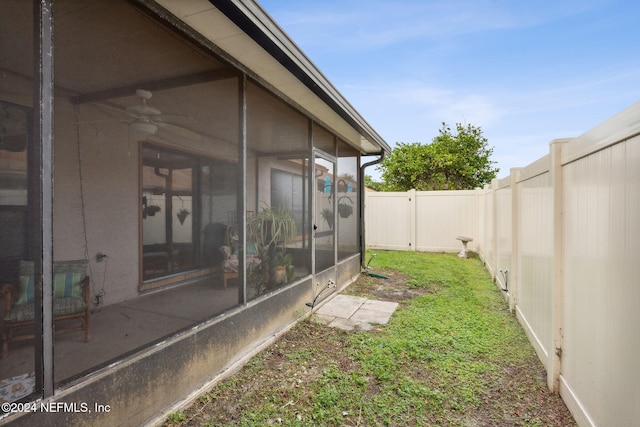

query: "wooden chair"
(1, 260), (91, 358)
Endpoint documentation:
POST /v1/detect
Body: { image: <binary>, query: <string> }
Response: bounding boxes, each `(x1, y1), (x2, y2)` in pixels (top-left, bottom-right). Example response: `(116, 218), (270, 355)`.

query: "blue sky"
(258, 0), (640, 179)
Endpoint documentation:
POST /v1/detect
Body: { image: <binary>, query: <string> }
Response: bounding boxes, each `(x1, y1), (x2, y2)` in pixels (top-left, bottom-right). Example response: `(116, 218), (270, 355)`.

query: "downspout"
(359, 152), (385, 270)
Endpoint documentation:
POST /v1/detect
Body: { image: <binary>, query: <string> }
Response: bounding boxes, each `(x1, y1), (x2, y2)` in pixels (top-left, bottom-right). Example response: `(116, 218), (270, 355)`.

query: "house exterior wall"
(53, 98), (142, 303)
(0, 1), (385, 424)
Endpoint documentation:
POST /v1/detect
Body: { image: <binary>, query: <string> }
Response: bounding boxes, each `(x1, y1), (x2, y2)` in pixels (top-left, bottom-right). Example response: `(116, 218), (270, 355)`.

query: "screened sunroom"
(0, 0), (388, 425)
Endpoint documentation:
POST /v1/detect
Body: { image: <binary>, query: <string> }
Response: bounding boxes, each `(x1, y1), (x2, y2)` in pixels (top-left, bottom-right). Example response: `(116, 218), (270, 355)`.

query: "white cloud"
(261, 0), (640, 179)
(341, 80), (505, 141)
(268, 0), (605, 51)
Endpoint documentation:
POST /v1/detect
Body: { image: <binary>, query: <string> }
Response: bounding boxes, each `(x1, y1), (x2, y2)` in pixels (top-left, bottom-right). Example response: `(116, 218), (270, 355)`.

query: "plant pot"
(177, 209), (190, 225)
(273, 266), (287, 285)
(321, 208), (334, 229)
(146, 205), (161, 217)
(338, 203), (353, 218)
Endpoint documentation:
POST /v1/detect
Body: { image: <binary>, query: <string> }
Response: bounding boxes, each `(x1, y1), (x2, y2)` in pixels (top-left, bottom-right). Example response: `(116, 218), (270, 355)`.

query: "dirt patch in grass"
(175, 324), (357, 426)
(165, 268), (576, 427)
(345, 269), (435, 302)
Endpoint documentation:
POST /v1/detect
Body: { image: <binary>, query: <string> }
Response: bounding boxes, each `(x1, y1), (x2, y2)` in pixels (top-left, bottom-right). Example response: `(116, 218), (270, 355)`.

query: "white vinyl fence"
(366, 189), (479, 253)
(365, 101), (640, 427)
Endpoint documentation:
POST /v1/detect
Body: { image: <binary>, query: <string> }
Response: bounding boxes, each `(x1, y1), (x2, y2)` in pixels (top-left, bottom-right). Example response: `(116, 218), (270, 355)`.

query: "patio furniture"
(219, 224), (260, 289)
(1, 260), (91, 358)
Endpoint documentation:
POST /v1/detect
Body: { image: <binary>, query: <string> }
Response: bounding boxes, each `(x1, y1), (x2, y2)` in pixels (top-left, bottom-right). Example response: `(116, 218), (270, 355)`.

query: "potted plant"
(272, 252), (294, 284)
(247, 204), (297, 286)
(177, 208), (190, 225)
(321, 208), (334, 229)
(145, 204), (161, 217)
(337, 196), (353, 218)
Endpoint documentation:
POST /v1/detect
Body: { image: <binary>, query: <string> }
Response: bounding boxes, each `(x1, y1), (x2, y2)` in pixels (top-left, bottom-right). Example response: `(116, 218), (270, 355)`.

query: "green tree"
(364, 174), (384, 191)
(378, 122), (499, 191)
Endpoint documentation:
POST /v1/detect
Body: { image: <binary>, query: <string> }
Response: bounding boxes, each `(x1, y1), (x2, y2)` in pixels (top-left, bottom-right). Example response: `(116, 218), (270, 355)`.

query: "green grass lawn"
(165, 251), (575, 426)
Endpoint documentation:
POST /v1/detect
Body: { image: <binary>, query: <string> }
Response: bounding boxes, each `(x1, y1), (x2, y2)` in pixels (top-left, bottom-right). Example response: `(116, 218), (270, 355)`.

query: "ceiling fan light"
(130, 121), (158, 136)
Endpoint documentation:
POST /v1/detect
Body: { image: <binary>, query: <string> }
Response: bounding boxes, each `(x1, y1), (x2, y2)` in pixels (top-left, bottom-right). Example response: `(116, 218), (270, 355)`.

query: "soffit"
(154, 0), (389, 155)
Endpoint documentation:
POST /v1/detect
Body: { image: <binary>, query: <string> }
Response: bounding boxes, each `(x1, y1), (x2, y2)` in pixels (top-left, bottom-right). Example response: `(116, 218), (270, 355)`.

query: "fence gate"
(365, 190), (414, 251)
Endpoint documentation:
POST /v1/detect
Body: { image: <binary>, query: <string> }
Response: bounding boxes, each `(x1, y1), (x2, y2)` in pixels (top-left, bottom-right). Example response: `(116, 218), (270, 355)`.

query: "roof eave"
(210, 0), (391, 154)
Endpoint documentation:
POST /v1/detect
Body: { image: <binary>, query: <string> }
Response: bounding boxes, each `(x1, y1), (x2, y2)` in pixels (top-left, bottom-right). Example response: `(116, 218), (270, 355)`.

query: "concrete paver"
(313, 294), (398, 331)
(315, 294), (367, 318)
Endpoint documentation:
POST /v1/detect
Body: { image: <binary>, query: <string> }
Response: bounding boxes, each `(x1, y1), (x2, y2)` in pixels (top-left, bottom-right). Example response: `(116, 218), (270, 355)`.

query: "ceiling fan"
(126, 89), (163, 136)
(91, 89), (202, 140)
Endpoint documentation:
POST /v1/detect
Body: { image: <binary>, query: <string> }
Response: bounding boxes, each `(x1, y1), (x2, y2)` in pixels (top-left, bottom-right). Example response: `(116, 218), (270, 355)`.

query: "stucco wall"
(53, 100), (141, 304)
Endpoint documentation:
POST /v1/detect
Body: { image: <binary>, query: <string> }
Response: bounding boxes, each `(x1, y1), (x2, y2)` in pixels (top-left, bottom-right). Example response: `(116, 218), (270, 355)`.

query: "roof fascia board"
(210, 0), (391, 154)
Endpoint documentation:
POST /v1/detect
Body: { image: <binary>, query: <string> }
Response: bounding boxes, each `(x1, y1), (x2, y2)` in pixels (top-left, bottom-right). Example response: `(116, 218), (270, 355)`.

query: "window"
(0, 102), (32, 282)
(142, 145), (196, 280)
(0, 0), (38, 402)
(271, 169), (304, 235)
(141, 144), (238, 282)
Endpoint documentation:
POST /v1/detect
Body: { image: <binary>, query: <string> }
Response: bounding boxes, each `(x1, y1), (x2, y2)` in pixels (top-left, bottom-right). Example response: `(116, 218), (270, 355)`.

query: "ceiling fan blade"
(93, 101), (130, 117)
(155, 113), (196, 124)
(161, 122), (205, 141)
(76, 118), (130, 125)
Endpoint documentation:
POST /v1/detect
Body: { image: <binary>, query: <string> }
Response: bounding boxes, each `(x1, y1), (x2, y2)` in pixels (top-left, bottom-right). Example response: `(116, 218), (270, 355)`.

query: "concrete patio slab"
(361, 299), (399, 314)
(351, 307), (393, 325)
(313, 294), (398, 331)
(315, 294), (367, 318)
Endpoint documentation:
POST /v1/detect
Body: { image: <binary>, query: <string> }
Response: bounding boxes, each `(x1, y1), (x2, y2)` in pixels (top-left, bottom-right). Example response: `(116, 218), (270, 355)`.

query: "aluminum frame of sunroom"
(0, 1), (388, 426)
